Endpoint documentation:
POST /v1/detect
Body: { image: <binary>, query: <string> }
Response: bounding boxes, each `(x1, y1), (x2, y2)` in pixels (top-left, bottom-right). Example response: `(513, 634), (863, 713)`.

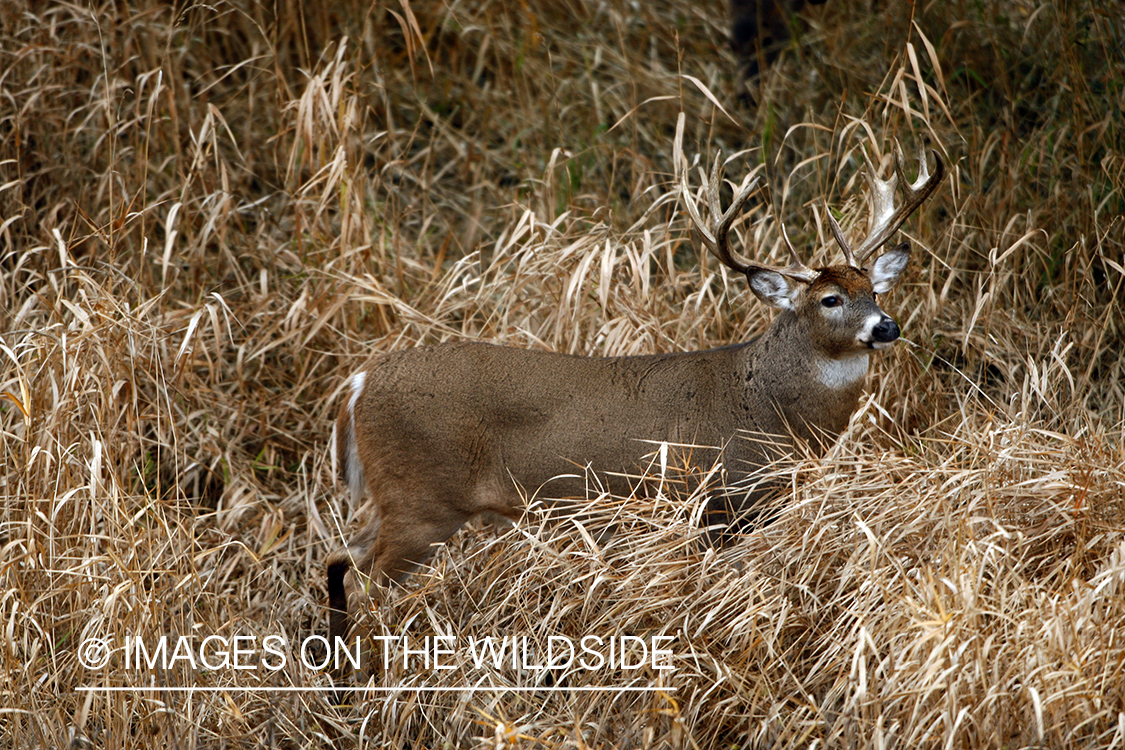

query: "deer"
(327, 134), (943, 645)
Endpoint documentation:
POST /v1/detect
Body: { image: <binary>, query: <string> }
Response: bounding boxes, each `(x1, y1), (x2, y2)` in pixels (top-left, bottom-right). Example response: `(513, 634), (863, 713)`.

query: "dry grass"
(2, 0), (1123, 747)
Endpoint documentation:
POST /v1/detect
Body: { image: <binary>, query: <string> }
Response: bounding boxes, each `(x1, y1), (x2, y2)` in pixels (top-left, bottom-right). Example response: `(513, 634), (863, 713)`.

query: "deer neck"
(744, 310), (871, 449)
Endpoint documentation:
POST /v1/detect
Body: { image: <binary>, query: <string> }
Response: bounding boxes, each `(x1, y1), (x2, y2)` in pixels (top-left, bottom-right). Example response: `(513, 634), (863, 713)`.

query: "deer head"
(680, 138), (943, 365)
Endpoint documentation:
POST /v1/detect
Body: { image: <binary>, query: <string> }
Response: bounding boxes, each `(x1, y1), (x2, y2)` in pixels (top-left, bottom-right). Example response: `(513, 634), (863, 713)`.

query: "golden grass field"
(2, 0), (1123, 747)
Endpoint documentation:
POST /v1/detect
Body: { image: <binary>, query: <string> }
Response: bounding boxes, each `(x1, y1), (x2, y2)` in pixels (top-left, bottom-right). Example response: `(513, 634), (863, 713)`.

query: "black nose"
(872, 318), (900, 343)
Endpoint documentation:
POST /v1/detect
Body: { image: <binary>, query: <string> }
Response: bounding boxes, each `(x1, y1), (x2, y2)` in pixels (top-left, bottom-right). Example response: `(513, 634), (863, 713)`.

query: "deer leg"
(364, 507), (472, 587)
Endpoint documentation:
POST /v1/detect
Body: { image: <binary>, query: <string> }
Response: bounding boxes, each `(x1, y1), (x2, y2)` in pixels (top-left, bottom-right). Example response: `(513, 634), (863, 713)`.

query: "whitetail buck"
(327, 137), (943, 643)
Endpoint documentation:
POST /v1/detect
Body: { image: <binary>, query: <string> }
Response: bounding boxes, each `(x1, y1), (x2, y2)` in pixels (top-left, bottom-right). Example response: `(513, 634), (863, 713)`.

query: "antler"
(828, 140), (945, 268)
(680, 152), (817, 284)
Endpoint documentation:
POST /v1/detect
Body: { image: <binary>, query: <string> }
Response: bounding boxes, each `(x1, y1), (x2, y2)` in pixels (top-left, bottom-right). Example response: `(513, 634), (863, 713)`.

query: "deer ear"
(870, 241), (910, 294)
(747, 269), (799, 311)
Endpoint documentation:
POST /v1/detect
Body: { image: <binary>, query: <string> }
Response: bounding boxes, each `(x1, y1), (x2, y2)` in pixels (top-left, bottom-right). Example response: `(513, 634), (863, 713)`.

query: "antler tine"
(707, 152), (725, 234)
(824, 202), (856, 268)
(778, 222), (817, 282)
(851, 140), (945, 267)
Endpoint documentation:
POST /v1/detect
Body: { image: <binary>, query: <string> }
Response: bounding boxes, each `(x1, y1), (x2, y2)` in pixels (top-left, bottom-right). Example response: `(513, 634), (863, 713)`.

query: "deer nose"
(872, 318), (900, 343)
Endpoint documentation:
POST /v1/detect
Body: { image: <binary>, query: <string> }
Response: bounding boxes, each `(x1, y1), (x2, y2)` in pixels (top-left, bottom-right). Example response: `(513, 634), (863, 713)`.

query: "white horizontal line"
(77, 686), (674, 693)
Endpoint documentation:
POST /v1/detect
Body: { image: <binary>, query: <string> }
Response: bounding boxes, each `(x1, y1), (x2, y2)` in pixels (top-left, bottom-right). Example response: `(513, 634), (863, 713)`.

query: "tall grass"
(1, 0), (1122, 747)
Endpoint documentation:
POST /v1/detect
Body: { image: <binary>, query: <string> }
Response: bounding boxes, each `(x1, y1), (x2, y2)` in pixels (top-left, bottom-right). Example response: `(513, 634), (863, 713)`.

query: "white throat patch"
(817, 355), (870, 389)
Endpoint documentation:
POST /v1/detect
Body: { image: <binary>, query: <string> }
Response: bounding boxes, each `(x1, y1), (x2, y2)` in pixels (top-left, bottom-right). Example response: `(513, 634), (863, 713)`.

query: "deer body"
(344, 321), (864, 510)
(328, 141), (943, 643)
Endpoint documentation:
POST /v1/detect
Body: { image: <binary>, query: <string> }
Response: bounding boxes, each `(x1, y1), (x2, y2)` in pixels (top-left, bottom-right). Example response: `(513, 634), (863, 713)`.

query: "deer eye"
(821, 295), (842, 308)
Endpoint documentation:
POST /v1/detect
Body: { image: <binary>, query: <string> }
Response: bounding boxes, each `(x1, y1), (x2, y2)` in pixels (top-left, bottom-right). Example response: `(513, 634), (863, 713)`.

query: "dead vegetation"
(1, 0), (1123, 747)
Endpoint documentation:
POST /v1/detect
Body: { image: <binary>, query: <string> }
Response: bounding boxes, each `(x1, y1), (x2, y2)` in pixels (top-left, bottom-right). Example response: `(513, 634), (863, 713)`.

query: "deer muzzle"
(869, 317), (901, 348)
